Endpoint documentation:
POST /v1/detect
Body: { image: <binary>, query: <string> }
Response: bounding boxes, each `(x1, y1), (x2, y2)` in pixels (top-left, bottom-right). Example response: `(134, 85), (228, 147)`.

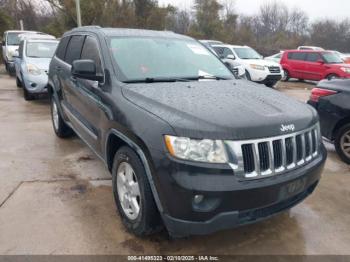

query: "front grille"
(268, 66), (281, 73)
(226, 124), (320, 179)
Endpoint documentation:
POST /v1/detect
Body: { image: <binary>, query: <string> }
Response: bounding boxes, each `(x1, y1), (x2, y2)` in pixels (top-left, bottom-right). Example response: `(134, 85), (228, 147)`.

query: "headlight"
(250, 64), (266, 71)
(340, 67), (350, 73)
(164, 135), (228, 163)
(27, 64), (41, 75)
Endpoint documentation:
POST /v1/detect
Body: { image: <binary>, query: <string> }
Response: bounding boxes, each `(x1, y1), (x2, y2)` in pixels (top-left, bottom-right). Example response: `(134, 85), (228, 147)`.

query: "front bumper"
(23, 73), (49, 94)
(151, 144), (326, 237)
(259, 75), (282, 84)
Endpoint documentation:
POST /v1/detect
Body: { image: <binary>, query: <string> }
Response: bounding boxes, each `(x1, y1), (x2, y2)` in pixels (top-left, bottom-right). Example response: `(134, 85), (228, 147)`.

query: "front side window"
(322, 52), (343, 64)
(109, 37), (233, 82)
(223, 48), (234, 58)
(6, 32), (21, 46)
(64, 35), (85, 65)
(81, 36), (102, 74)
(55, 37), (70, 60)
(26, 42), (58, 58)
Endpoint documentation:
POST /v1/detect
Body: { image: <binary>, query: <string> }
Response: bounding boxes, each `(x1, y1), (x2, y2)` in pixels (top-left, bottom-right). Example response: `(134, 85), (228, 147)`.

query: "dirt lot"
(0, 71), (349, 255)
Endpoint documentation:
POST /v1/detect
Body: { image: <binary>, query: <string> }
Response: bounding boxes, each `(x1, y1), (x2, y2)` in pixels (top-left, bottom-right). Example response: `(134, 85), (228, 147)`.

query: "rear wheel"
(327, 74), (339, 80)
(112, 146), (162, 236)
(334, 124), (350, 164)
(51, 96), (74, 138)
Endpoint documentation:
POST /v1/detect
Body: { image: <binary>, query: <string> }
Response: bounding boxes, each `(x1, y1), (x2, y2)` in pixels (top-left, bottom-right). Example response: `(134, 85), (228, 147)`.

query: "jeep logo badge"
(280, 124), (295, 132)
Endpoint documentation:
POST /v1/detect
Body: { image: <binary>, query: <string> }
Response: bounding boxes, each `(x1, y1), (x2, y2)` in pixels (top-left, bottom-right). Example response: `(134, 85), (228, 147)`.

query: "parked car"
(329, 50), (350, 64)
(297, 46), (324, 51)
(199, 40), (245, 79)
(14, 35), (58, 100)
(308, 79), (350, 164)
(281, 50), (350, 81)
(212, 44), (283, 87)
(1, 30), (42, 76)
(49, 27), (326, 237)
(264, 52), (283, 64)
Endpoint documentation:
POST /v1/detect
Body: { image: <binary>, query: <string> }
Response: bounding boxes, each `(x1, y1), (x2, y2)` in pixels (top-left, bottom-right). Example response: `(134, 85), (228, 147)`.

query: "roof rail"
(71, 25), (102, 31)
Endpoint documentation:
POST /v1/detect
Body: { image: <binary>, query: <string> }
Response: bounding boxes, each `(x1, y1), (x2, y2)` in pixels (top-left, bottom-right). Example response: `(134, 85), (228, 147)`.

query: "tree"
(192, 0), (223, 39)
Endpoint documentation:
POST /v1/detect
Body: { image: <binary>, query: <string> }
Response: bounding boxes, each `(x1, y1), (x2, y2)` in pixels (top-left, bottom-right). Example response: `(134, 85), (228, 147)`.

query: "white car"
(297, 46), (324, 51)
(200, 41), (246, 79)
(1, 30), (42, 75)
(264, 52), (283, 64)
(212, 44), (283, 87)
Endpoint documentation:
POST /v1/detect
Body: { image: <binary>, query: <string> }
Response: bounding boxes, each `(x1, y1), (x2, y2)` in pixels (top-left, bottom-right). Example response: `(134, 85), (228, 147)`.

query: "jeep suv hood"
(239, 59), (281, 68)
(122, 80), (317, 140)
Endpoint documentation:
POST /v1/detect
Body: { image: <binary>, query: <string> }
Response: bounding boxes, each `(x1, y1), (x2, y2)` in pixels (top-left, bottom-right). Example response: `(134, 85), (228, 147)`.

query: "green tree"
(192, 0), (223, 39)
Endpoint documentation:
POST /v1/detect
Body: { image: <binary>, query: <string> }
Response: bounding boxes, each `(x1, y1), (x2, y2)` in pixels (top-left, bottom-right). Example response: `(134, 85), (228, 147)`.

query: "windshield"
(109, 37), (233, 82)
(233, 47), (262, 59)
(6, 33), (21, 46)
(26, 42), (58, 58)
(323, 52), (343, 64)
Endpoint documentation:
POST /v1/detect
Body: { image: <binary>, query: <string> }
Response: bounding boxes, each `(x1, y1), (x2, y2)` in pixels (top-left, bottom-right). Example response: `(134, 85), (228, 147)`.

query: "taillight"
(310, 88), (337, 102)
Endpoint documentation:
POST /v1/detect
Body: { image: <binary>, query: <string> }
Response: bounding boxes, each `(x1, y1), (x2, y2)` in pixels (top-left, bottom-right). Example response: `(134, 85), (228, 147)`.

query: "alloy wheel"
(52, 100), (59, 131)
(340, 130), (350, 158)
(116, 162), (141, 220)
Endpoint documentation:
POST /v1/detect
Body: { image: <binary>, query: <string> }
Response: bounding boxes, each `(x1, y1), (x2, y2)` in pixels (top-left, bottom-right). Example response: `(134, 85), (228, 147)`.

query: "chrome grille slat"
(226, 124), (320, 180)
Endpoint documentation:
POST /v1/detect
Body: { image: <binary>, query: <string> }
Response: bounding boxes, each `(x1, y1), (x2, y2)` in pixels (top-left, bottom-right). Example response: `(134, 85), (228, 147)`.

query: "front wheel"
(245, 70), (252, 81)
(112, 146), (162, 236)
(334, 124), (350, 164)
(23, 86), (35, 101)
(50, 97), (74, 138)
(281, 69), (289, 82)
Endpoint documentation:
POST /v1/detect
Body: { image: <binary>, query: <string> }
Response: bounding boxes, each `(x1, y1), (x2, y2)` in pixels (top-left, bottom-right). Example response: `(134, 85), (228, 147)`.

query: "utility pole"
(19, 20), (24, 30)
(75, 0), (82, 27)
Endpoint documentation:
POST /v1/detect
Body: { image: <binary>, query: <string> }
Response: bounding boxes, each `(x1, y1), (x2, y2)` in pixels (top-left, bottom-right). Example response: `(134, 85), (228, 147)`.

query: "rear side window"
(81, 36), (102, 74)
(288, 52), (306, 61)
(64, 35), (85, 65)
(306, 53), (321, 62)
(212, 47), (224, 56)
(55, 36), (70, 60)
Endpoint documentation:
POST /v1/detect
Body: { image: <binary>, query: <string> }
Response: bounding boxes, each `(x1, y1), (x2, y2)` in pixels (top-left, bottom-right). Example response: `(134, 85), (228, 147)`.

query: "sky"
(158, 0), (350, 21)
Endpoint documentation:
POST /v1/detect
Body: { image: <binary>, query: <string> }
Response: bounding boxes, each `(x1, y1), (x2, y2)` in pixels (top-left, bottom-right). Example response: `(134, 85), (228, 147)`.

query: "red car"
(281, 50), (350, 81)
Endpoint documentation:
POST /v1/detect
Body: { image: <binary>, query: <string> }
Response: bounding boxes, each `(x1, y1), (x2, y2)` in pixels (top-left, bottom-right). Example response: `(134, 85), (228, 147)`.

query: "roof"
(211, 44), (250, 48)
(5, 30), (39, 34)
(284, 49), (332, 53)
(67, 26), (192, 40)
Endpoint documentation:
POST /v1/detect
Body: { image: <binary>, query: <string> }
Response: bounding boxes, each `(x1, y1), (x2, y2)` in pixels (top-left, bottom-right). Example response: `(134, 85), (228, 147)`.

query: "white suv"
(212, 44), (283, 87)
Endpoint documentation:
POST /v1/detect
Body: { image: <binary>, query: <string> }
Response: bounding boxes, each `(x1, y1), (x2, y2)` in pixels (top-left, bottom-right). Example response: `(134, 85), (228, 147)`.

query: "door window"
(306, 53), (321, 62)
(64, 35), (85, 65)
(288, 52), (306, 61)
(55, 36), (70, 61)
(81, 36), (103, 74)
(222, 48), (234, 58)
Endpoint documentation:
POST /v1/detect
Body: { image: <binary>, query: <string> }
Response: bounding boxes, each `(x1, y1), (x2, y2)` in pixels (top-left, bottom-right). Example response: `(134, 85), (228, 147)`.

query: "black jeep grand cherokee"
(48, 26), (327, 237)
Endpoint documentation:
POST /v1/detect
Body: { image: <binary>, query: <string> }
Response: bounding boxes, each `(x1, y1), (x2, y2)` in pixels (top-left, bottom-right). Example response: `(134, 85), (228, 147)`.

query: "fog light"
(193, 195), (204, 204)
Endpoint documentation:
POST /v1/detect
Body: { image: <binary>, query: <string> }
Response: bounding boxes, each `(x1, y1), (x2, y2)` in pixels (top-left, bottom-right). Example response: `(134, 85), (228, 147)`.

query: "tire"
(50, 96), (74, 138)
(334, 123), (350, 164)
(327, 74), (339, 80)
(245, 70), (252, 81)
(112, 146), (162, 236)
(23, 85), (35, 101)
(16, 77), (22, 88)
(5, 62), (9, 73)
(282, 69), (289, 82)
(265, 81), (277, 88)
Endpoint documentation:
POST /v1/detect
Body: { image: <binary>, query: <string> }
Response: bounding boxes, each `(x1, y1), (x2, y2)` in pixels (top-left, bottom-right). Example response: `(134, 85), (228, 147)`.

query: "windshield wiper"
(196, 75), (231, 80)
(124, 77), (192, 83)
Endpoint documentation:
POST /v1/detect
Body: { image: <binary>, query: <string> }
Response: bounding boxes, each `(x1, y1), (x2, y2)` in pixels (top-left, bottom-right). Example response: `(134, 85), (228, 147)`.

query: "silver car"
(14, 37), (58, 100)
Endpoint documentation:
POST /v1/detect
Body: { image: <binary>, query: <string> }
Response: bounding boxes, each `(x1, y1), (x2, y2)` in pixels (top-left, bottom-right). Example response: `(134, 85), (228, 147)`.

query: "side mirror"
(226, 54), (236, 60)
(71, 59), (103, 82)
